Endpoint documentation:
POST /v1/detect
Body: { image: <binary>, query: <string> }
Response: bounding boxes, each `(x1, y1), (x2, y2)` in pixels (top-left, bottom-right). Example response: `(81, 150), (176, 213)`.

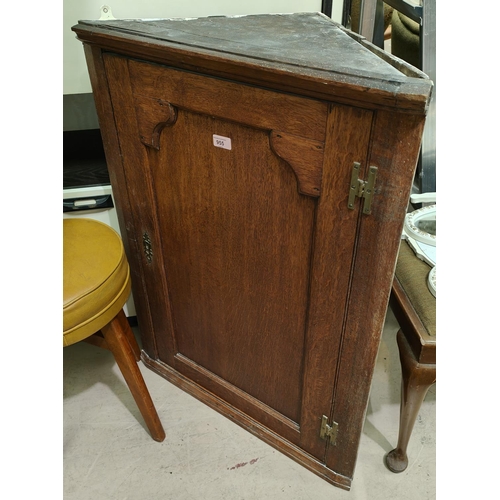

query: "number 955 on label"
(213, 134), (232, 150)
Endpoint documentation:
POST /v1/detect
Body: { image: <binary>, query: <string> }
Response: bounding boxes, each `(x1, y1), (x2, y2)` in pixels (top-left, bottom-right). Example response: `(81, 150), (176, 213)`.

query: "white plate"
(428, 266), (436, 297)
(404, 204), (436, 247)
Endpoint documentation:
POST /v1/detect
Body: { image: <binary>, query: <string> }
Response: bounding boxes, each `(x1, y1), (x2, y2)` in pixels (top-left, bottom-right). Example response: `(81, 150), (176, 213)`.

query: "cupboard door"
(103, 53), (374, 465)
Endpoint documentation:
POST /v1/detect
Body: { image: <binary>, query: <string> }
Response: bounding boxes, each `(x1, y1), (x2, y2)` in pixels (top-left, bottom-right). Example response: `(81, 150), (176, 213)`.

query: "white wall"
(332, 0), (343, 24)
(63, 0), (328, 95)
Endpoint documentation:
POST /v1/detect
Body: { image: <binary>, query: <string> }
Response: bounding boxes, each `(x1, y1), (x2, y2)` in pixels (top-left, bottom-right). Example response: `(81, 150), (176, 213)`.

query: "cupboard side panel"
(299, 104), (374, 458)
(102, 53), (178, 364)
(82, 45), (157, 357)
(326, 110), (426, 476)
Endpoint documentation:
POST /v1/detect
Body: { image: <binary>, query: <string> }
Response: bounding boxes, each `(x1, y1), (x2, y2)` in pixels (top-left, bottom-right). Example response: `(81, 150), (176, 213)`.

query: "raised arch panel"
(147, 108), (317, 424)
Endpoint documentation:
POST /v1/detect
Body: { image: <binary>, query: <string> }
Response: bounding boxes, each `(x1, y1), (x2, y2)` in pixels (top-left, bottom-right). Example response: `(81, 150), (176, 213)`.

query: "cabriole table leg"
(386, 329), (436, 473)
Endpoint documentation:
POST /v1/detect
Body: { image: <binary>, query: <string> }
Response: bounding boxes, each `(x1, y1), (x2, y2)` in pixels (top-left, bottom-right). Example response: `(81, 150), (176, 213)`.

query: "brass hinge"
(320, 415), (339, 445)
(348, 162), (378, 215)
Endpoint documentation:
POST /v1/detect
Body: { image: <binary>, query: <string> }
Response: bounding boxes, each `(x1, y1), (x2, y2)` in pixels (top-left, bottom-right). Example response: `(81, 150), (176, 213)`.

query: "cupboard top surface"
(73, 12), (432, 113)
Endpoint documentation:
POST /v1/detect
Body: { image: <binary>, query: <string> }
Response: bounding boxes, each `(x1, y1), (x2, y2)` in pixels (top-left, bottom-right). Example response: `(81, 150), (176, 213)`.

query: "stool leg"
(115, 308), (141, 361)
(386, 330), (435, 473)
(101, 310), (166, 442)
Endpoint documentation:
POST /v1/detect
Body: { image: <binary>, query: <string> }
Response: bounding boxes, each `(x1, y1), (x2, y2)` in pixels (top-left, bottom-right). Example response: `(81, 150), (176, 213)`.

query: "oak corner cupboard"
(72, 12), (432, 490)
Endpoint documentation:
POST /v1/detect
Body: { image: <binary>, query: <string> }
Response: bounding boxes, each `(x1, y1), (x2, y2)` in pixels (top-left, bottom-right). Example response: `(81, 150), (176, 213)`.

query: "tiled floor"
(63, 306), (436, 499)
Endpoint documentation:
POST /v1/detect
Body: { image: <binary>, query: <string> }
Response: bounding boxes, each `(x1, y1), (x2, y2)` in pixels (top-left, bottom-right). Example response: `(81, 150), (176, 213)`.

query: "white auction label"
(213, 134), (232, 150)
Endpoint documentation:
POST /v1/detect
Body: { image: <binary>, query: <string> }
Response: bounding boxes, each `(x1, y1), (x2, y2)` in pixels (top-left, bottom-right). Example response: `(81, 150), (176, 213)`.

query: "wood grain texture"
(269, 131), (324, 197)
(142, 351), (352, 490)
(385, 330), (435, 473)
(128, 59), (328, 141)
(101, 309), (166, 442)
(134, 96), (177, 149)
(76, 15), (431, 489)
(325, 109), (427, 477)
(103, 53), (178, 366)
(82, 45), (158, 359)
(149, 108), (315, 425)
(174, 353), (301, 444)
(390, 273), (436, 365)
(298, 103), (374, 460)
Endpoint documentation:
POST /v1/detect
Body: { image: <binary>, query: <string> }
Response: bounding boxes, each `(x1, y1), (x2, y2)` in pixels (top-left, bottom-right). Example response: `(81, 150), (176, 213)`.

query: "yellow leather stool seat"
(63, 217), (165, 442)
(63, 218), (131, 346)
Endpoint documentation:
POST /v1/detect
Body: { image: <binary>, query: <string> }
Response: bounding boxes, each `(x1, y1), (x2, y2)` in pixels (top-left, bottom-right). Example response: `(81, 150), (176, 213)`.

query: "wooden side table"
(386, 240), (436, 472)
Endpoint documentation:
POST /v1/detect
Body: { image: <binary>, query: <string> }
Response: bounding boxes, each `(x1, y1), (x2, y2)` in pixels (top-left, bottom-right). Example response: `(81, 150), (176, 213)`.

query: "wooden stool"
(386, 240), (436, 472)
(63, 218), (165, 442)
